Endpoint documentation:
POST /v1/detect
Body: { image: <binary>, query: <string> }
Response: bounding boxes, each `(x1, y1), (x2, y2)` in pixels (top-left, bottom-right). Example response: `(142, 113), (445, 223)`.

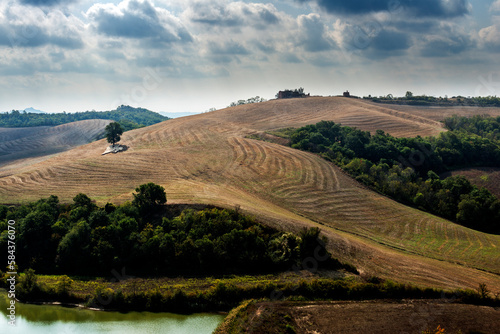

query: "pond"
(0, 291), (224, 334)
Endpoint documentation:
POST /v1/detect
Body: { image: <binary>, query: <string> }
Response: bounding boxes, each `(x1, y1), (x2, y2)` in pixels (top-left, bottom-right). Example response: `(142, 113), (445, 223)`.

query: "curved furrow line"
(185, 125), (205, 146)
(156, 126), (182, 147)
(2, 174), (32, 189)
(228, 137), (248, 166)
(445, 228), (464, 258)
(467, 233), (485, 259)
(257, 144), (303, 180)
(273, 185), (314, 202)
(281, 149), (322, 188)
(248, 141), (293, 182)
(240, 138), (258, 165)
(263, 151), (283, 180)
(390, 220), (412, 241)
(164, 127), (183, 147)
(177, 126), (196, 147)
(283, 190), (337, 206)
(455, 229), (473, 258)
(28, 172), (43, 184)
(315, 160), (337, 191)
(481, 234), (499, 250)
(45, 167), (58, 179)
(34, 169), (53, 182)
(252, 140), (268, 168)
(170, 160), (193, 179)
(275, 187), (336, 200)
(274, 152), (288, 178)
(0, 176), (17, 187)
(415, 218), (432, 247)
(144, 130), (157, 145)
(147, 129), (164, 146)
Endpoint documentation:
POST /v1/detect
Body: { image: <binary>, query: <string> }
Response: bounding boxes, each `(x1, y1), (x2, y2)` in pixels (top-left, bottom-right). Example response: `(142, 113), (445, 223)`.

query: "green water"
(0, 291), (224, 333)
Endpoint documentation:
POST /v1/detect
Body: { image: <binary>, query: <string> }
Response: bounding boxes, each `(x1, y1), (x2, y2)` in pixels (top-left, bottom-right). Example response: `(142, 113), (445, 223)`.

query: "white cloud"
(0, 1), (85, 48)
(491, 0), (500, 13)
(86, 0), (192, 44)
(478, 17), (500, 51)
(296, 13), (337, 52)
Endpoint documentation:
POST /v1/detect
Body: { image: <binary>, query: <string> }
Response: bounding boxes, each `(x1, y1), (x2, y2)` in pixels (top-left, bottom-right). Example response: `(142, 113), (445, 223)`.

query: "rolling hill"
(0, 97), (499, 293)
(0, 119), (111, 169)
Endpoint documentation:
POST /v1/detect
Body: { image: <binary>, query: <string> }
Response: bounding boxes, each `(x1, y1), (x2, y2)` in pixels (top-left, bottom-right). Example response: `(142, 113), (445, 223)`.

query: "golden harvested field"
(0, 119), (111, 171)
(0, 97), (499, 292)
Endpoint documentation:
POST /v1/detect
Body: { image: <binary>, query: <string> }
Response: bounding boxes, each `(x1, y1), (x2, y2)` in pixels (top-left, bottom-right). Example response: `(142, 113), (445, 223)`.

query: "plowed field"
(1, 97), (498, 292)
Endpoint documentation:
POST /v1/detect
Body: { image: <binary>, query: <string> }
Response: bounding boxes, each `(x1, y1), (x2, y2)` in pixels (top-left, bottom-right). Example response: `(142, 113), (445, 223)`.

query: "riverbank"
(13, 270), (355, 313)
(8, 270), (499, 316)
(0, 291), (223, 334)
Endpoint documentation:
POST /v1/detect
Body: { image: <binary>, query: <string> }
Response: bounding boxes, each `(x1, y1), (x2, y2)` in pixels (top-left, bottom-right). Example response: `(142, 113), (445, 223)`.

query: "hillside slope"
(0, 119), (111, 169)
(0, 97), (498, 292)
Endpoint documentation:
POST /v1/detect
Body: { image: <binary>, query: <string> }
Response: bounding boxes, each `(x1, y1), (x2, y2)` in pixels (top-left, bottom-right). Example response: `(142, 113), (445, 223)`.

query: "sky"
(0, 0), (499, 114)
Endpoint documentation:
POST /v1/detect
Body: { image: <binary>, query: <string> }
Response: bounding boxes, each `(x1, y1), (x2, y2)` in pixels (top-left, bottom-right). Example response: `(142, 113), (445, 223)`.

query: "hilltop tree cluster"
(276, 88), (308, 99)
(0, 183), (348, 276)
(367, 93), (500, 107)
(0, 105), (168, 130)
(290, 118), (500, 233)
(228, 96), (266, 107)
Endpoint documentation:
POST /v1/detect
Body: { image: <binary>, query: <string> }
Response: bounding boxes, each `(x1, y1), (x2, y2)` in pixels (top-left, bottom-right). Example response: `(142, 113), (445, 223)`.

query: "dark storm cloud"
(298, 0), (470, 18)
(0, 24), (83, 48)
(419, 35), (473, 57)
(88, 0), (192, 43)
(391, 20), (439, 34)
(370, 29), (410, 51)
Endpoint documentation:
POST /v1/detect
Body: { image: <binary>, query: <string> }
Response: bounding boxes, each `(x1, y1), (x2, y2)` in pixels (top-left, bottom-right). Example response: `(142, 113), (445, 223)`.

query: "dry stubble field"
(0, 97), (499, 293)
(0, 119), (111, 172)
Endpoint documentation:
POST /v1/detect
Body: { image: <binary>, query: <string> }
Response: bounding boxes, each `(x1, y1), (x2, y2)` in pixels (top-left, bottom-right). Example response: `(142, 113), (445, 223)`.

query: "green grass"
(267, 127), (296, 139)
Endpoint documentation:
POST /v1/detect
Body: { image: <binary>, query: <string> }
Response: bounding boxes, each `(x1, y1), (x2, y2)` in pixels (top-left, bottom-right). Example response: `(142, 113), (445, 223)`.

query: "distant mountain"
(159, 111), (201, 118)
(0, 105), (169, 128)
(24, 107), (46, 114)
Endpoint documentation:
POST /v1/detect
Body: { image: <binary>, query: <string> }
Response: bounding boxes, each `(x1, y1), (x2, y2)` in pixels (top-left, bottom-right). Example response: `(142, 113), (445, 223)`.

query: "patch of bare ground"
(243, 300), (500, 334)
(0, 97), (499, 293)
(441, 167), (500, 199)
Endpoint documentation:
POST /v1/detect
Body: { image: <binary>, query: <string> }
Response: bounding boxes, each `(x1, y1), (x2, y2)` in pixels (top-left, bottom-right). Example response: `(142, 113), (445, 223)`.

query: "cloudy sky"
(0, 0), (499, 114)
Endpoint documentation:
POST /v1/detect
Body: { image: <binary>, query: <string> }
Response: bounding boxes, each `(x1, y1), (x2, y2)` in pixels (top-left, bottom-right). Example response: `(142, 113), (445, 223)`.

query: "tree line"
(289, 118), (500, 233)
(0, 105), (168, 130)
(367, 93), (500, 107)
(0, 183), (353, 277)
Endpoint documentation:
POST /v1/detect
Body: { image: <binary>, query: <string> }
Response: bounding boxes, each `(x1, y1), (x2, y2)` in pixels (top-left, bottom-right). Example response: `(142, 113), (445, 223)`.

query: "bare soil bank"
(226, 300), (500, 334)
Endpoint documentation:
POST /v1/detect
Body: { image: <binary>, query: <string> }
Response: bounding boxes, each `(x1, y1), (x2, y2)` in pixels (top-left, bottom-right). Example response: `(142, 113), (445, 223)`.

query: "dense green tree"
(57, 221), (92, 272)
(105, 122), (124, 146)
(289, 119), (500, 233)
(0, 105), (168, 128)
(18, 211), (55, 271)
(132, 182), (167, 215)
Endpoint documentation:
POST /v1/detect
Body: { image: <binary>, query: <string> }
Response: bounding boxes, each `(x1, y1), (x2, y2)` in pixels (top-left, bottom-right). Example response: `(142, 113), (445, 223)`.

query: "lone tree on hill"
(105, 122), (124, 146)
